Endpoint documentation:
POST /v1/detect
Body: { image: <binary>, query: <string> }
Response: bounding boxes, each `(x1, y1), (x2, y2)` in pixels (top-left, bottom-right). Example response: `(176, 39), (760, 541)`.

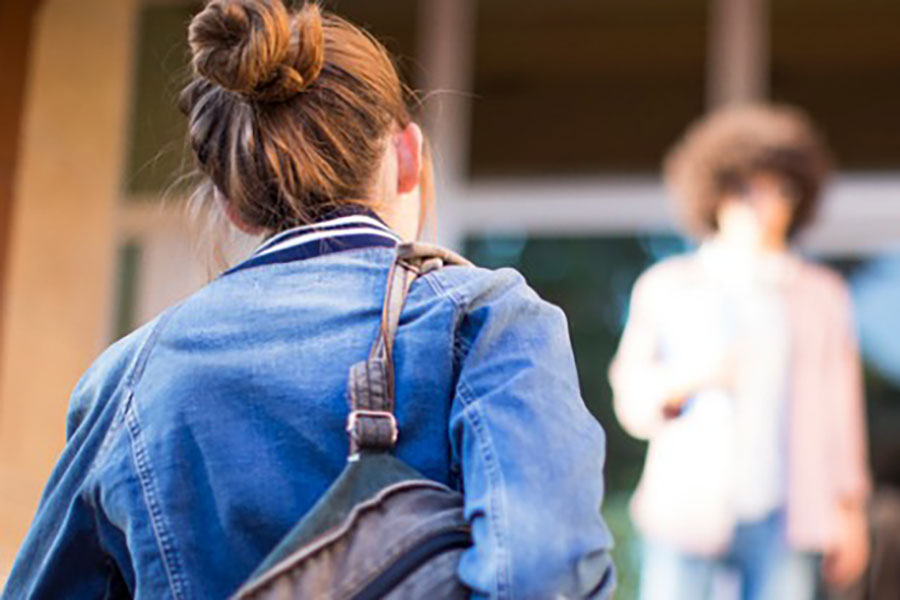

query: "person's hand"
(661, 395), (689, 419)
(661, 349), (736, 419)
(823, 501), (869, 589)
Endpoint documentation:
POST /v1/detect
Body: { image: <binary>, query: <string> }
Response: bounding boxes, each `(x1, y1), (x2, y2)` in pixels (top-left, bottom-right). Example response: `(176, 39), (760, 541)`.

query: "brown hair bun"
(180, 0), (411, 237)
(188, 0), (324, 103)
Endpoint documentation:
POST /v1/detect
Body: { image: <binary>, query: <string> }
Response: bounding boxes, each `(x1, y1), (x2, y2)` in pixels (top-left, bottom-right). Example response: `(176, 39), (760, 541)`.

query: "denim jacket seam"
(421, 271), (463, 306)
(84, 306), (182, 485)
(87, 389), (140, 485)
(126, 305), (183, 393)
(70, 307), (181, 515)
(118, 307), (189, 600)
(425, 272), (480, 363)
(125, 393), (189, 600)
(456, 379), (512, 599)
(421, 272), (473, 368)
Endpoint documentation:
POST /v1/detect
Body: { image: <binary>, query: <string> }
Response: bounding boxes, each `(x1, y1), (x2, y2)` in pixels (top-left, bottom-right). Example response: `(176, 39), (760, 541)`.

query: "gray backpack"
(233, 243), (473, 600)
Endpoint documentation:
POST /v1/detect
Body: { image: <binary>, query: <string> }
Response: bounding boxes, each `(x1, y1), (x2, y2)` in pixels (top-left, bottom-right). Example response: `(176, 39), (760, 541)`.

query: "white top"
(697, 240), (793, 521)
(611, 247), (869, 554)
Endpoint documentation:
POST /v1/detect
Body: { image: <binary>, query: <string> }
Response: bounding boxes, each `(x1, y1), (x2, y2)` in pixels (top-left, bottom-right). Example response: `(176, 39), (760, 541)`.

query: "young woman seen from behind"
(2, 1), (615, 598)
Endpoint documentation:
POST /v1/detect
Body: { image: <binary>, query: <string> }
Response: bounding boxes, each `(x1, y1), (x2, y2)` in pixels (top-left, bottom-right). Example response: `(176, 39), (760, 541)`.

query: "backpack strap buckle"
(347, 358), (398, 457)
(346, 409), (399, 450)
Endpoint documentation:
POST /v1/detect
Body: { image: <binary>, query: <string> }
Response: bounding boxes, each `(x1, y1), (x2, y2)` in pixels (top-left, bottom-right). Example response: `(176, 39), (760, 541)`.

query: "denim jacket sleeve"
(441, 268), (615, 599)
(1, 320), (159, 599)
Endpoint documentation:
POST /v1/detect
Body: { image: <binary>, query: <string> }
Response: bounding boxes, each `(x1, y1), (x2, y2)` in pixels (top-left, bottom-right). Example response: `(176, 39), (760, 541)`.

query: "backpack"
(233, 243), (474, 600)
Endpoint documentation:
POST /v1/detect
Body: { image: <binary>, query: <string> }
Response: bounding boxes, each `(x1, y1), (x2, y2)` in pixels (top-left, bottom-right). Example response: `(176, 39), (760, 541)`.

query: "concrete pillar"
(0, 1), (41, 380)
(0, 0), (136, 576)
(707, 0), (769, 107)
(417, 0), (477, 249)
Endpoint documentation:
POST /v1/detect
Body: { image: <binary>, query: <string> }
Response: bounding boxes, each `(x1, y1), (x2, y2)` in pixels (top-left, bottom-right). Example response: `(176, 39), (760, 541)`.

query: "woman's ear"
(395, 122), (423, 195)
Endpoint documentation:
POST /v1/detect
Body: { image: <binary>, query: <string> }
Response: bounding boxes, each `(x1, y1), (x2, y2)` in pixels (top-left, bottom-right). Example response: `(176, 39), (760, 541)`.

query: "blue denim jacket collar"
(226, 205), (400, 276)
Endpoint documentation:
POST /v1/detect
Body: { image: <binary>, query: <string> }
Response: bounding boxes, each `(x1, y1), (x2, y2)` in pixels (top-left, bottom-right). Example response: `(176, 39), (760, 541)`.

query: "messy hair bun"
(180, 0), (413, 238)
(189, 0), (325, 103)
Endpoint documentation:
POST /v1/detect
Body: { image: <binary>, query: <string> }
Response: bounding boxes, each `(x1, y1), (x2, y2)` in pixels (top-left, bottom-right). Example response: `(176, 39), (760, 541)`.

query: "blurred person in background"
(610, 104), (870, 600)
(1, 0), (614, 597)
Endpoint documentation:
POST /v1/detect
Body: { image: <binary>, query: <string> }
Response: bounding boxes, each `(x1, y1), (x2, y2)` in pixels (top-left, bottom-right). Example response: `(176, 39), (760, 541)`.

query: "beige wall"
(0, 0), (136, 578)
(0, 2), (40, 349)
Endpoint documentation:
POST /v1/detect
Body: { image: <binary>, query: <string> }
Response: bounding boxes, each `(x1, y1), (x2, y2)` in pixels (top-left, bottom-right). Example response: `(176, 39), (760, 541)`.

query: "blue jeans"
(640, 511), (819, 600)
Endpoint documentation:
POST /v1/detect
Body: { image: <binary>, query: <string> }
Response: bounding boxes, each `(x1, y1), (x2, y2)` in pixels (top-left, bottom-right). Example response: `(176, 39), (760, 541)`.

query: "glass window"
(469, 0), (708, 178)
(124, 2), (196, 197)
(771, 0), (900, 169)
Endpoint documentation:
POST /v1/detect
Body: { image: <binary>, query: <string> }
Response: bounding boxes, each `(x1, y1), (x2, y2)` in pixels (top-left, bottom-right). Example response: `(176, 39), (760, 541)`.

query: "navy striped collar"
(226, 209), (401, 275)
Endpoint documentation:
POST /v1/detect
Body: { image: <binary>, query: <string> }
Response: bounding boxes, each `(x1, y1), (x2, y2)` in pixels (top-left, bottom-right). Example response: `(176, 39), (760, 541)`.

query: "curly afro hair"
(664, 103), (833, 239)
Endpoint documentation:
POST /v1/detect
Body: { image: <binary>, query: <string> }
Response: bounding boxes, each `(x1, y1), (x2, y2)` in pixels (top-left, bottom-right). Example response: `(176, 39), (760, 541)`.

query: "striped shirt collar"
(226, 206), (401, 275)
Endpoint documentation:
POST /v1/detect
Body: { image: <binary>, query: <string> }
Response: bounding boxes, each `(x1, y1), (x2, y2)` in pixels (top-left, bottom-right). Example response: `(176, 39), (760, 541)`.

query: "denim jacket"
(3, 211), (614, 599)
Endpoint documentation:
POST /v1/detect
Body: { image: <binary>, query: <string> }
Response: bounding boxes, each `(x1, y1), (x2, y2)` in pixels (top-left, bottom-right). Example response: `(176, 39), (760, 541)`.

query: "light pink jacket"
(610, 252), (870, 555)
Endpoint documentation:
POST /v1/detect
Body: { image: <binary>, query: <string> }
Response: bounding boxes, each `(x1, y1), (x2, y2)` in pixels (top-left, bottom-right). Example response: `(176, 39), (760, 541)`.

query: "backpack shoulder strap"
(346, 243), (470, 459)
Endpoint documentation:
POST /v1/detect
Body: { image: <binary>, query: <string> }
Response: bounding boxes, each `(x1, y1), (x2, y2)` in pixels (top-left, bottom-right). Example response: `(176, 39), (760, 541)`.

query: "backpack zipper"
(351, 528), (471, 600)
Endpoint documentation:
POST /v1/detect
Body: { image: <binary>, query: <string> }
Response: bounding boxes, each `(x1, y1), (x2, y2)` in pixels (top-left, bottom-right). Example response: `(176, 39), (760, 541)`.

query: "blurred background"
(1, 0), (899, 595)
